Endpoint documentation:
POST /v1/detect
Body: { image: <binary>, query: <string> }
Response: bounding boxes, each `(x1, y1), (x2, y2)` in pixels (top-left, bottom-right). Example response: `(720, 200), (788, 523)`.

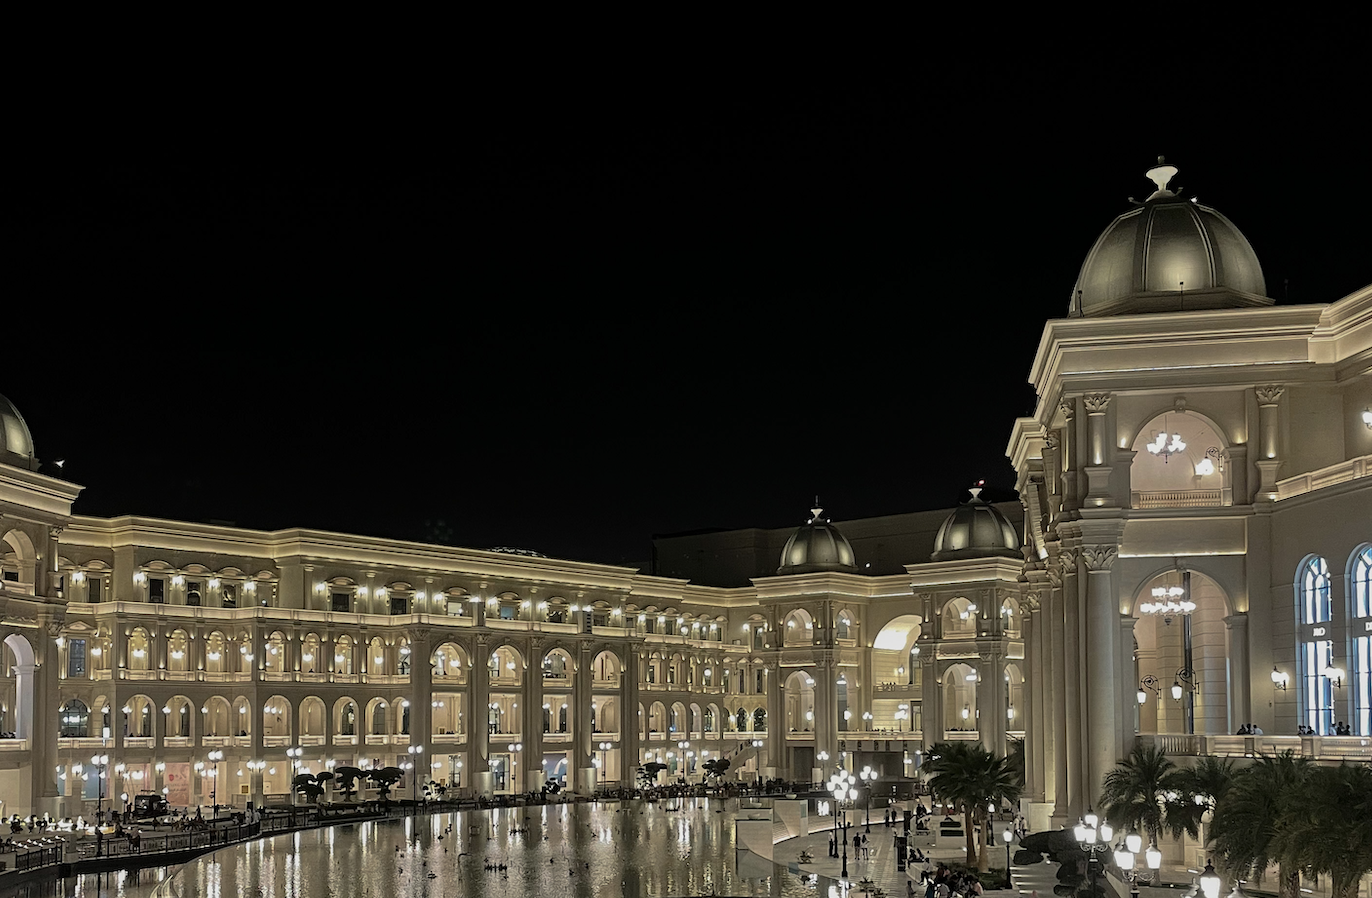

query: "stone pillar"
(1047, 571), (1068, 826)
(1255, 385), (1284, 501)
(1059, 400), (1079, 515)
(620, 651), (641, 789)
(469, 635), (491, 795)
(1023, 594), (1044, 802)
(1083, 545), (1120, 808)
(1224, 614), (1251, 732)
(37, 617), (63, 814)
(574, 642), (595, 794)
(522, 639), (544, 793)
(919, 648), (940, 750)
(1083, 394), (1114, 507)
(409, 626), (432, 789)
(1118, 617), (1138, 755)
(1060, 547), (1083, 820)
(978, 649), (1005, 755)
(764, 661), (782, 779)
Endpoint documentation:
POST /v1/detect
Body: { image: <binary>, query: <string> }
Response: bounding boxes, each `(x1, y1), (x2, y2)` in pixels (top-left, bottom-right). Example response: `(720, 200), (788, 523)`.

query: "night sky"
(8, 62), (1368, 567)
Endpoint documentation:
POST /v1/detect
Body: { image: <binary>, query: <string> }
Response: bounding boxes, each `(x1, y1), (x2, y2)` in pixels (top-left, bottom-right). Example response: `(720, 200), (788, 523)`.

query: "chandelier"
(1139, 564), (1195, 624)
(1146, 417), (1186, 462)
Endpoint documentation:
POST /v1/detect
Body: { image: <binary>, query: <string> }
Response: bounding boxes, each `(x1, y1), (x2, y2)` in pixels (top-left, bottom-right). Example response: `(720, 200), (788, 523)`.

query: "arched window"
(736, 707), (748, 732)
(340, 703), (356, 736)
(59, 700), (89, 738)
(1298, 556), (1335, 734)
(1352, 545), (1372, 735)
(836, 613), (852, 640)
(752, 708), (766, 732)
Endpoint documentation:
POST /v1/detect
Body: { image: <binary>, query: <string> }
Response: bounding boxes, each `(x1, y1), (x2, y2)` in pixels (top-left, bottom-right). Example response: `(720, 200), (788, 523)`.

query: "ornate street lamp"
(1199, 861), (1222, 898)
(827, 767), (857, 878)
(407, 744), (424, 803)
(1003, 827), (1014, 889)
(1113, 830), (1162, 898)
(1073, 808), (1113, 898)
(286, 746), (304, 805)
(859, 766), (876, 832)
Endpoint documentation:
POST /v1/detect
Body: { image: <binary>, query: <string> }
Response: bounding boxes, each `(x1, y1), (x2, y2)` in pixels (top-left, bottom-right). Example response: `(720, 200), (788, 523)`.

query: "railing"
(0, 738), (32, 751)
(1132, 489), (1224, 508)
(263, 735), (291, 747)
(1277, 454), (1372, 500)
(16, 844), (63, 871)
(164, 736), (192, 748)
(1138, 733), (1372, 761)
(125, 737), (154, 749)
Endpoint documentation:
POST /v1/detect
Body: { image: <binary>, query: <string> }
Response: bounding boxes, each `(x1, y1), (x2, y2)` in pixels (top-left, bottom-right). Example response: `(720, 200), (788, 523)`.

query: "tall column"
(1254, 385), (1284, 500)
(1083, 545), (1120, 808)
(37, 617), (63, 813)
(469, 634), (491, 796)
(1224, 614), (1251, 732)
(1060, 547), (1083, 820)
(1083, 394), (1114, 507)
(522, 638), (544, 794)
(816, 655), (839, 774)
(574, 642), (595, 794)
(1047, 571), (1068, 826)
(764, 661), (782, 778)
(620, 651), (641, 789)
(919, 650), (940, 751)
(409, 626), (432, 789)
(1023, 593), (1044, 803)
(978, 649), (1005, 754)
(1118, 617), (1138, 755)
(1060, 401), (1079, 515)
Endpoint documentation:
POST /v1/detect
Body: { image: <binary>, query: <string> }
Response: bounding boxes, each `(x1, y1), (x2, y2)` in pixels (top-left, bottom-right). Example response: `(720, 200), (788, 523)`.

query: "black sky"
(7, 60), (1368, 566)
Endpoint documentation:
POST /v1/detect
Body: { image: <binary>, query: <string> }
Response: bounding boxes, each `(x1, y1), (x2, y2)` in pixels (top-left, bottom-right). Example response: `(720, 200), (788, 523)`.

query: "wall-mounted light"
(1322, 665), (1345, 689)
(1363, 407), (1372, 429)
(1270, 667), (1289, 691)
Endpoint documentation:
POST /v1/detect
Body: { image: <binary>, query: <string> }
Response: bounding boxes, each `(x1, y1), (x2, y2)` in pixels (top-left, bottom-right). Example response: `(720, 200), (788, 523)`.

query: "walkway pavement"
(777, 820), (1030, 898)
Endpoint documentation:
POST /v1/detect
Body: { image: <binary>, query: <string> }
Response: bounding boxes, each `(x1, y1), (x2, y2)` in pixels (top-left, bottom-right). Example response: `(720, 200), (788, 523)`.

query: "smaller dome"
(777, 505), (857, 575)
(0, 393), (39, 471)
(931, 484), (1020, 562)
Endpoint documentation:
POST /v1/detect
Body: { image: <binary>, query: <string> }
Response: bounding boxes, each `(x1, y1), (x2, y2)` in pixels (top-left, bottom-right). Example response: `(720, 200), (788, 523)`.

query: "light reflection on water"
(4, 799), (834, 897)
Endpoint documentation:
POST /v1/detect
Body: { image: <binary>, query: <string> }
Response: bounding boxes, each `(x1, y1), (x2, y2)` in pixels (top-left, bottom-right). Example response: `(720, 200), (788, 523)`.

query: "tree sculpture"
(334, 766), (365, 801)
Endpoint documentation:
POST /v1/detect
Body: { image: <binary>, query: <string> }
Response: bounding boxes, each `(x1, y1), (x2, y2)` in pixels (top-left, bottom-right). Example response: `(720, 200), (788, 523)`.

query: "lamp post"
(1199, 860), (1222, 898)
(859, 766), (875, 832)
(598, 741), (613, 786)
(506, 743), (521, 793)
(1073, 808), (1113, 897)
(1003, 826), (1014, 889)
(1113, 831), (1162, 898)
(286, 746), (303, 805)
(89, 753), (109, 825)
(205, 749), (224, 816)
(827, 767), (857, 879)
(408, 744), (423, 803)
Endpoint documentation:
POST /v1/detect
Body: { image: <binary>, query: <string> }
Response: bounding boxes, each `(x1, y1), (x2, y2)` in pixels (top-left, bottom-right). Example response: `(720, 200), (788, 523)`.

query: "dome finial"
(809, 497), (824, 523)
(1146, 156), (1179, 201)
(968, 480), (985, 501)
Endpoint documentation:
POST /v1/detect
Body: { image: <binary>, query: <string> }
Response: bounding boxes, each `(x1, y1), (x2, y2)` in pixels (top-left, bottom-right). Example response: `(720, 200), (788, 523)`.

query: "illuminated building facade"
(0, 161), (1368, 838)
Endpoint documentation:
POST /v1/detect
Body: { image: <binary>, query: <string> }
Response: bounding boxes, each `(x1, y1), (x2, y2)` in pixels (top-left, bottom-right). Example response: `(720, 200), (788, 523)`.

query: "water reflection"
(4, 798), (832, 897)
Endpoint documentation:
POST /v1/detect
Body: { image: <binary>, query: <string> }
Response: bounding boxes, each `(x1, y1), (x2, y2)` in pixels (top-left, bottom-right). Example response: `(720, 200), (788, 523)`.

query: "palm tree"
(1097, 742), (1179, 843)
(1165, 755), (1235, 843)
(924, 742), (1021, 871)
(1265, 763), (1372, 898)
(1208, 751), (1312, 898)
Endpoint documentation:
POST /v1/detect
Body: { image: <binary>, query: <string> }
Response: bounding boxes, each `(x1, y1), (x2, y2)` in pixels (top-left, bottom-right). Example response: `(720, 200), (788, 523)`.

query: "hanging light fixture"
(1147, 416), (1186, 462)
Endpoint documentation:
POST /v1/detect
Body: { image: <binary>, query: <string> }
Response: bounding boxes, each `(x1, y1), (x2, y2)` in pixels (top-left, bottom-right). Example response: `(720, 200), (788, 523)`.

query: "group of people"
(1234, 723), (1265, 734)
(1294, 722), (1354, 735)
(917, 861), (983, 898)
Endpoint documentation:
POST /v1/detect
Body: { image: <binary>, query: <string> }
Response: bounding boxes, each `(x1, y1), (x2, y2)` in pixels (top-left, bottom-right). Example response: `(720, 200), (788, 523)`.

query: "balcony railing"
(1132, 489), (1223, 509)
(1138, 733), (1372, 762)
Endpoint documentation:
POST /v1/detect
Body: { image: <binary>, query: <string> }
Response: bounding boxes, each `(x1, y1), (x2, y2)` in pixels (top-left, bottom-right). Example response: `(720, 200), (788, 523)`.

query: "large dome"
(1071, 159), (1269, 317)
(0, 393), (38, 471)
(777, 505), (857, 575)
(931, 485), (1020, 562)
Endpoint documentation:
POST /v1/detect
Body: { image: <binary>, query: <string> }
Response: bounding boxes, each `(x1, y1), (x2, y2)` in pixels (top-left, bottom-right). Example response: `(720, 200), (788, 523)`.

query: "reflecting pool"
(5, 799), (831, 897)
